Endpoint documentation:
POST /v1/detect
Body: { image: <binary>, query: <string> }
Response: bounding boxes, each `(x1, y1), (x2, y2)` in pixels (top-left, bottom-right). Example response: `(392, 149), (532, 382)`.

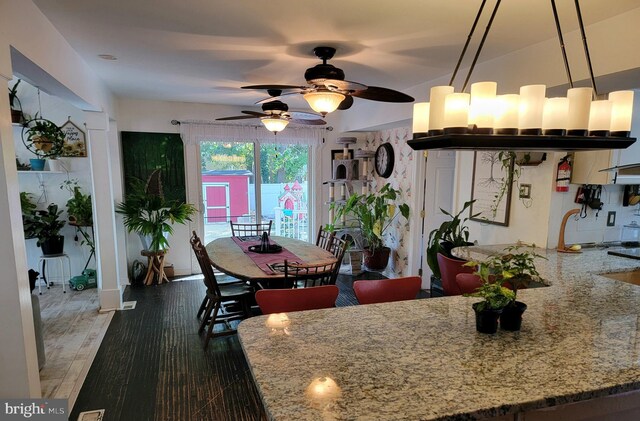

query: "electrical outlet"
(519, 184), (531, 199)
(607, 211), (616, 227)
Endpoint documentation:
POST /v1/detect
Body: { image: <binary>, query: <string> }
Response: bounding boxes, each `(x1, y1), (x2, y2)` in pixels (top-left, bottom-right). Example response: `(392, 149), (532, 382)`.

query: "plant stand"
(141, 249), (169, 285)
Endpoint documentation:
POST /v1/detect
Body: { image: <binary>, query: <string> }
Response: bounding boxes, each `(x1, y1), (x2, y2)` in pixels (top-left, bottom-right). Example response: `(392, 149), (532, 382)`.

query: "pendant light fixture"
(303, 90), (346, 116)
(261, 117), (289, 133)
(408, 0), (636, 151)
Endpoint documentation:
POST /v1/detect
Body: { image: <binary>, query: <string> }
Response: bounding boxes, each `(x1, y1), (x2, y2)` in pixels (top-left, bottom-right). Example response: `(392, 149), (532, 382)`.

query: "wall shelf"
(17, 170), (65, 174)
(407, 134), (636, 151)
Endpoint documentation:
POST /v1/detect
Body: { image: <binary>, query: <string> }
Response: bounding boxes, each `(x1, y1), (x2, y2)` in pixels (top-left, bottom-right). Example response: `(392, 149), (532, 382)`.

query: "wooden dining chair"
(255, 285), (339, 314)
(230, 220), (272, 238)
(283, 259), (340, 288)
(316, 226), (335, 250)
(190, 231), (245, 319)
(353, 276), (422, 305)
(326, 235), (349, 284)
(189, 231), (254, 349)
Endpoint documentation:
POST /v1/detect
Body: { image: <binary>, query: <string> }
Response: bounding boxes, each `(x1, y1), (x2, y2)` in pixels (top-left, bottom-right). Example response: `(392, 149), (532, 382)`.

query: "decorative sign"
(60, 118), (87, 157)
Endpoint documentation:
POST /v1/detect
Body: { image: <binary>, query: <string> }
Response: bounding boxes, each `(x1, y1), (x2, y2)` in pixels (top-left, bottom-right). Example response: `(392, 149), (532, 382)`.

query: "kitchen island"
(238, 246), (640, 420)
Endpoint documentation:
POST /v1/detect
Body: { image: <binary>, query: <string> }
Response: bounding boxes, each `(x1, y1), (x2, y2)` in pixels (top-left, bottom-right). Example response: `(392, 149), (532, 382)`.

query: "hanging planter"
(22, 118), (65, 166)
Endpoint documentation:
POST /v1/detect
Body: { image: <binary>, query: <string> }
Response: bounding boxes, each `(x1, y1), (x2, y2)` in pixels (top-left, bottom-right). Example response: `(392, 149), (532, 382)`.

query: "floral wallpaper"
(363, 126), (416, 277)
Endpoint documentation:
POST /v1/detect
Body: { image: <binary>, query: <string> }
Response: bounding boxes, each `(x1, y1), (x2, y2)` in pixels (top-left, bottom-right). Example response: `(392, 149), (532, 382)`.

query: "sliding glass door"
(200, 140), (310, 243)
(259, 143), (310, 242)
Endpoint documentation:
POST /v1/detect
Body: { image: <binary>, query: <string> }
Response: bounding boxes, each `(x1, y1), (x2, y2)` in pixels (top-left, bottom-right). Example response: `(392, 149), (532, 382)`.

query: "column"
(85, 111), (123, 311)
(0, 55), (41, 397)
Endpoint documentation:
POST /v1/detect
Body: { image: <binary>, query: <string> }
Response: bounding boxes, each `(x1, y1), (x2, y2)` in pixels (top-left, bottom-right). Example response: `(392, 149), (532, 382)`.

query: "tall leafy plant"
(116, 173), (196, 252)
(427, 200), (478, 279)
(331, 183), (409, 253)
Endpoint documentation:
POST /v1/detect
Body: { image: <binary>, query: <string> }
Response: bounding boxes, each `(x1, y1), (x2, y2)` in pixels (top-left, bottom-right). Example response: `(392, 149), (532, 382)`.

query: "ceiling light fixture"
(97, 54), (118, 61)
(408, 0), (635, 151)
(261, 117), (289, 133)
(303, 90), (346, 116)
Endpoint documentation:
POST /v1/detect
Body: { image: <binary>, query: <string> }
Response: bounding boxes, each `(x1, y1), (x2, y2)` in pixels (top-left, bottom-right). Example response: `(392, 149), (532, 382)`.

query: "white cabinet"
(571, 150), (615, 185)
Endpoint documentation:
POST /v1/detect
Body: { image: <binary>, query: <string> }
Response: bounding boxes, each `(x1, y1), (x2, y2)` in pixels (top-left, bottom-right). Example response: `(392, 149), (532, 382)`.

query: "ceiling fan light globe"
(303, 91), (346, 115)
(262, 118), (289, 133)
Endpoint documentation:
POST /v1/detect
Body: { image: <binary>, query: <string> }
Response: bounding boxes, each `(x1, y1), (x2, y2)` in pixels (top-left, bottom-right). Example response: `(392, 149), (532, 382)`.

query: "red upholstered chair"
(437, 253), (479, 296)
(352, 276), (422, 305)
(255, 285), (339, 315)
(454, 273), (483, 294)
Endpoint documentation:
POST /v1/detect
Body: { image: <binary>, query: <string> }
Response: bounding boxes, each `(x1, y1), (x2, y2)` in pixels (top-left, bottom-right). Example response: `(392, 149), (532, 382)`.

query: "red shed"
(201, 170), (252, 223)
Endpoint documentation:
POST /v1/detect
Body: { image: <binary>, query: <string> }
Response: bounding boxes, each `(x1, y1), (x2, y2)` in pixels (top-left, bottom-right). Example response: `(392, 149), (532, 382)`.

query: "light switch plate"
(519, 184), (531, 199)
(607, 211), (616, 227)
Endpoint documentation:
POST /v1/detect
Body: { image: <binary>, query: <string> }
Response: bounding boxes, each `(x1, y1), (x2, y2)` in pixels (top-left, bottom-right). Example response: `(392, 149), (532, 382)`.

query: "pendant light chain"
(550, 0), (574, 89)
(574, 0), (598, 98)
(449, 0), (487, 87)
(37, 87), (43, 118)
(461, 0), (502, 93)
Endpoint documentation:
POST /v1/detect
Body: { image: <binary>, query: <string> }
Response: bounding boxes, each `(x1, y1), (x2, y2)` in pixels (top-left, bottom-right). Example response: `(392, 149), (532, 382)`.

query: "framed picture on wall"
(331, 149), (354, 161)
(469, 151), (513, 226)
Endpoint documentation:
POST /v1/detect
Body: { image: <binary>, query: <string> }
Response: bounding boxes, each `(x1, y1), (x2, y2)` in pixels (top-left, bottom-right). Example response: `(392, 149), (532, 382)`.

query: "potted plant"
(61, 179), (94, 259)
(466, 245), (546, 331)
(20, 192), (37, 239)
(61, 180), (93, 226)
(9, 79), (24, 124)
(21, 117), (65, 171)
(466, 281), (515, 334)
(23, 203), (66, 255)
(332, 183), (409, 271)
(427, 200), (478, 283)
(116, 172), (197, 252)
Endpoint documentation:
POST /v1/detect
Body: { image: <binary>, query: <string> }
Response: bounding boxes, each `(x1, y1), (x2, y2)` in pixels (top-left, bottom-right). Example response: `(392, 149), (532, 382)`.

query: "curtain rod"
(171, 119), (333, 131)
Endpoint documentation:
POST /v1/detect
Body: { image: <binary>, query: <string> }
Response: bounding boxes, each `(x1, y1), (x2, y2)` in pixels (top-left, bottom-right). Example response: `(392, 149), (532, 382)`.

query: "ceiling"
(32, 0), (640, 111)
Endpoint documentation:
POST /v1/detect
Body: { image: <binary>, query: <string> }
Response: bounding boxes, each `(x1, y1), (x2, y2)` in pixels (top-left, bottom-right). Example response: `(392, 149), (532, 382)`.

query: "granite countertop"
(238, 246), (640, 421)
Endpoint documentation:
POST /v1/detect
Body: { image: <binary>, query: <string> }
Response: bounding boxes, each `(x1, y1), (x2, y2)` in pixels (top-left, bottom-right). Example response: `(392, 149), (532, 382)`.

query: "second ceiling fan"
(216, 100), (326, 133)
(242, 46), (414, 116)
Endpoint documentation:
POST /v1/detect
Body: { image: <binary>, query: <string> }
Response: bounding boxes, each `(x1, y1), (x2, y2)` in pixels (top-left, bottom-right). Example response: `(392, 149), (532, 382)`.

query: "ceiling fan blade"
(216, 115), (259, 121)
(242, 84), (306, 91)
(289, 118), (327, 126)
(351, 86), (414, 103)
(337, 95), (354, 110)
(287, 111), (324, 120)
(255, 91), (301, 105)
(323, 79), (367, 92)
(242, 111), (268, 117)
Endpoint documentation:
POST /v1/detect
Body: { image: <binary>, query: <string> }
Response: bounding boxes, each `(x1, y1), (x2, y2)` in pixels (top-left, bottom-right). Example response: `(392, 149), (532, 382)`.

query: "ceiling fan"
(216, 100), (326, 133)
(242, 46), (414, 116)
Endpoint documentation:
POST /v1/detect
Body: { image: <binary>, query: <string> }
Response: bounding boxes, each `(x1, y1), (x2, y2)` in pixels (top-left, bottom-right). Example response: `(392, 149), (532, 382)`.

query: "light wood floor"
(37, 282), (113, 410)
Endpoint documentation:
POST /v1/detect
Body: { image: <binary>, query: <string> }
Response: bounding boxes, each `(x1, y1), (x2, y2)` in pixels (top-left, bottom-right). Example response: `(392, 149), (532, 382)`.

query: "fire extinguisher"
(556, 155), (571, 192)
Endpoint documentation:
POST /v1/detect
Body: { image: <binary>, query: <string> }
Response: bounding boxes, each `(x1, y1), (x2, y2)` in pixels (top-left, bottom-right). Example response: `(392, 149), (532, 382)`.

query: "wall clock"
(375, 143), (394, 178)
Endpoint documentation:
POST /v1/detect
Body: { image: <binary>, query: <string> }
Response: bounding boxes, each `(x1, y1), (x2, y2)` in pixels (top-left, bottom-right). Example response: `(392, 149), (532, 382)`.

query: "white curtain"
(178, 121), (325, 147)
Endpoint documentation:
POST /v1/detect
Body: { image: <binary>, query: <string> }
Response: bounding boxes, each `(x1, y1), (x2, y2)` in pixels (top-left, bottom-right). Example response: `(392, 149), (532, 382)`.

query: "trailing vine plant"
(489, 151), (532, 218)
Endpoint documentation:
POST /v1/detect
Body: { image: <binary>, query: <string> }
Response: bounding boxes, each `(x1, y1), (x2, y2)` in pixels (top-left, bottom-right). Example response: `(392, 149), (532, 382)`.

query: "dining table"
(206, 235), (337, 287)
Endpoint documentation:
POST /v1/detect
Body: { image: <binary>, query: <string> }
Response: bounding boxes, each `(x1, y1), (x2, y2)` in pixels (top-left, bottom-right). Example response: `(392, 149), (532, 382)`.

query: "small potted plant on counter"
(467, 281), (515, 334)
(331, 183), (409, 271)
(466, 245), (546, 331)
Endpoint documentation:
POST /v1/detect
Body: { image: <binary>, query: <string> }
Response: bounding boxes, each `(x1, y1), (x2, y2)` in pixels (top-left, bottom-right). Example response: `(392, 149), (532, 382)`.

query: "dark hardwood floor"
(70, 271), (428, 421)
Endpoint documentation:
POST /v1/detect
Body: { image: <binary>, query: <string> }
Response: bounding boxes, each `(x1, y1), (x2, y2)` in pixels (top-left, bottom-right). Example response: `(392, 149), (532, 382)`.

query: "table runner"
(231, 236), (301, 275)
